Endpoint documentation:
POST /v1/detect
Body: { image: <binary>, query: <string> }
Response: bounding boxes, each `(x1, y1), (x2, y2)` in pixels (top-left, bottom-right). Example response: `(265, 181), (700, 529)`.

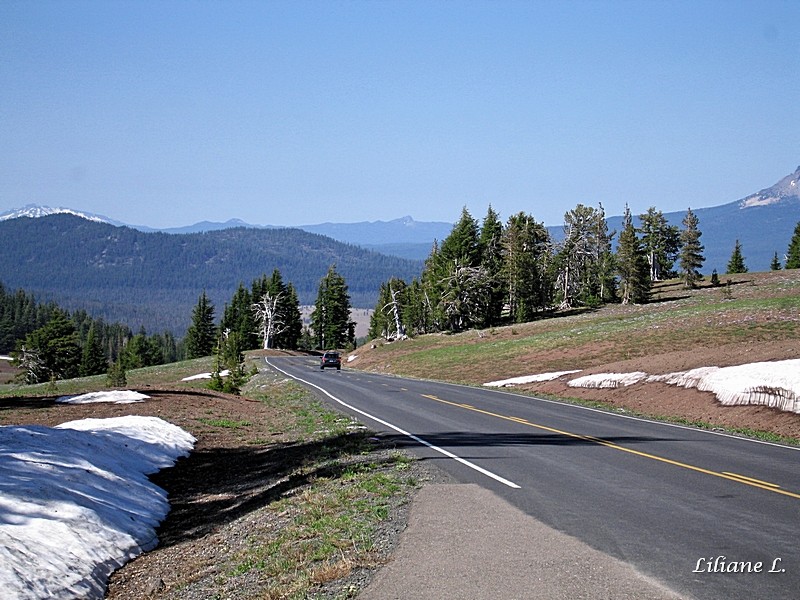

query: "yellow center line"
(420, 394), (800, 500)
(723, 472), (781, 488)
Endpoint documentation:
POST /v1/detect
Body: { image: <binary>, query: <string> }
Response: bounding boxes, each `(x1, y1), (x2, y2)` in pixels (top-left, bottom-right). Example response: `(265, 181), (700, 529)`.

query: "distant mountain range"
(4, 166), (799, 271)
(1, 165), (798, 334)
(604, 165), (800, 274)
(0, 215), (423, 335)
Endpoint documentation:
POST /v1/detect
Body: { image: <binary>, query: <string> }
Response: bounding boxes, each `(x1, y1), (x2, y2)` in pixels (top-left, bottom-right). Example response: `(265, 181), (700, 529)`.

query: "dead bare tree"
(252, 291), (288, 350)
(382, 284), (407, 340)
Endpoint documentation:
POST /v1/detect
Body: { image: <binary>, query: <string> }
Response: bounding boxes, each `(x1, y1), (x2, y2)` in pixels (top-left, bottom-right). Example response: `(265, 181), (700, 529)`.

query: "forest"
(1, 263), (356, 389)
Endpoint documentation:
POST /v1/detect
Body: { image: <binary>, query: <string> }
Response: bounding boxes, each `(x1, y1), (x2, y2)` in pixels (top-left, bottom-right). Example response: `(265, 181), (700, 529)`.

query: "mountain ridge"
(0, 215), (423, 335)
(2, 164), (799, 299)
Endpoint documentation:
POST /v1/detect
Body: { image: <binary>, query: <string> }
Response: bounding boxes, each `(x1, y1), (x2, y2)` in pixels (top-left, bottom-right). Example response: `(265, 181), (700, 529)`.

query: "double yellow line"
(421, 394), (800, 500)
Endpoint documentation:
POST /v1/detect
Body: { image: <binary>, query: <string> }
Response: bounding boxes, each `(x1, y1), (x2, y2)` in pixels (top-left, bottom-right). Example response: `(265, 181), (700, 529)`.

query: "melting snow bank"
(485, 359), (800, 414)
(57, 390), (150, 404)
(0, 416), (196, 599)
(568, 372), (649, 389)
(484, 370), (582, 387)
(648, 359), (800, 413)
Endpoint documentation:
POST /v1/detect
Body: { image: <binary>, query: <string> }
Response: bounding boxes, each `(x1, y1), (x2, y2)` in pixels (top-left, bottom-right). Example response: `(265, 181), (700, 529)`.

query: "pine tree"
(439, 207), (481, 268)
(501, 212), (551, 322)
(310, 265), (354, 350)
(678, 208), (705, 289)
(185, 291), (217, 358)
(221, 283), (257, 350)
(785, 222), (800, 269)
(616, 205), (651, 304)
(592, 203), (617, 304)
(478, 206), (505, 327)
(14, 309), (81, 383)
(428, 207), (488, 332)
(276, 284), (303, 349)
(639, 207), (680, 281)
(770, 252), (782, 271)
(555, 204), (608, 308)
(106, 357), (127, 387)
(80, 323), (108, 376)
(726, 240), (748, 274)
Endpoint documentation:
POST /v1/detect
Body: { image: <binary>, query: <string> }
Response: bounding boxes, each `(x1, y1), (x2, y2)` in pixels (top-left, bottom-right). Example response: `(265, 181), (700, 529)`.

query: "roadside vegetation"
(358, 272), (800, 382)
(1, 355), (428, 600)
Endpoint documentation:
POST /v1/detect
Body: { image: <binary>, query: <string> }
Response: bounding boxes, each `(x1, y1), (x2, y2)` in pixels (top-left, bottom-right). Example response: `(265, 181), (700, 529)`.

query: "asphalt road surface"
(267, 356), (800, 600)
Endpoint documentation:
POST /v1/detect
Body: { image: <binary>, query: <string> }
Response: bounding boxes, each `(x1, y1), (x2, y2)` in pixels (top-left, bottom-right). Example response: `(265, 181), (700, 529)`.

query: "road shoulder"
(360, 483), (687, 600)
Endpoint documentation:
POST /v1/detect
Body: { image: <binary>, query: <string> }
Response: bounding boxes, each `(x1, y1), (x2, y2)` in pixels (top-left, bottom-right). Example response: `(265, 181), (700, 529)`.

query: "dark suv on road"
(320, 351), (341, 370)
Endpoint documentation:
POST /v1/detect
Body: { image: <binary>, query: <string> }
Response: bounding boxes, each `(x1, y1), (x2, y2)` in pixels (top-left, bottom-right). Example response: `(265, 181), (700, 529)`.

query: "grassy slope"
(350, 271), (800, 386)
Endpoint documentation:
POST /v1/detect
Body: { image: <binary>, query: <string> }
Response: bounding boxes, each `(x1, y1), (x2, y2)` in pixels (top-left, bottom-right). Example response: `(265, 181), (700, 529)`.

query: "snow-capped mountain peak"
(0, 204), (113, 224)
(739, 166), (800, 209)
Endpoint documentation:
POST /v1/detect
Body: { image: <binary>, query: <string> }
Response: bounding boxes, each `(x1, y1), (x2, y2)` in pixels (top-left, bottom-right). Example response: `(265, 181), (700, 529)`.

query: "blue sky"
(1, 0), (798, 229)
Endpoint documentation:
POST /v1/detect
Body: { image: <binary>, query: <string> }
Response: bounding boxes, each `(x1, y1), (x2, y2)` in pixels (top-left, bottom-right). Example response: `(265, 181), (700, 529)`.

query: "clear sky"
(1, 0), (798, 229)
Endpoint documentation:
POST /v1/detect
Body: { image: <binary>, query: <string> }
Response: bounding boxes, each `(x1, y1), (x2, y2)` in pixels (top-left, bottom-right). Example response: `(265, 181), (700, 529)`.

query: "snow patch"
(493, 360), (800, 414)
(649, 360), (800, 413)
(0, 415), (195, 599)
(740, 195), (780, 208)
(57, 390), (150, 404)
(484, 370), (582, 387)
(568, 372), (648, 389)
(181, 369), (230, 381)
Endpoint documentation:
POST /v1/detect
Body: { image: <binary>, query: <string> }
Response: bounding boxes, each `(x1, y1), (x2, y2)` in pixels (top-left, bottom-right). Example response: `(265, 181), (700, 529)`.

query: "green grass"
(225, 428), (418, 600)
(197, 417), (251, 429)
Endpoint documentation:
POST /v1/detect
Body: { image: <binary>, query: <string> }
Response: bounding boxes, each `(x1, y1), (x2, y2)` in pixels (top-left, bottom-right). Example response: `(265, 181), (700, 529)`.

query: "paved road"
(267, 356), (800, 600)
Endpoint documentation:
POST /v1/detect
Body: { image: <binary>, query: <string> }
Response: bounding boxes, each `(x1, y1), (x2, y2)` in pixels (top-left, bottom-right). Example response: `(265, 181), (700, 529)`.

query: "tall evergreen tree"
(555, 204), (607, 308)
(275, 283), (303, 349)
(616, 205), (651, 304)
(438, 207), (481, 268)
(678, 208), (705, 289)
(310, 265), (354, 350)
(501, 212), (551, 322)
(80, 323), (108, 376)
(770, 252), (782, 271)
(592, 203), (617, 304)
(221, 283), (257, 350)
(428, 207), (486, 332)
(478, 206), (505, 327)
(726, 240), (748, 274)
(185, 291), (217, 358)
(639, 207), (680, 281)
(785, 221), (800, 269)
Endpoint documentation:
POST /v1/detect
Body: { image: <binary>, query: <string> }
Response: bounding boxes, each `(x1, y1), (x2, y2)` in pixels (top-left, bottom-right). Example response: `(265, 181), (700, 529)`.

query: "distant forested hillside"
(0, 214), (423, 335)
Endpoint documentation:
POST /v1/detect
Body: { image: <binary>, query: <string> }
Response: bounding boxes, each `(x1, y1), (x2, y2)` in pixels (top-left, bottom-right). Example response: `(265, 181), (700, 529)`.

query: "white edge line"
(266, 358), (521, 489)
